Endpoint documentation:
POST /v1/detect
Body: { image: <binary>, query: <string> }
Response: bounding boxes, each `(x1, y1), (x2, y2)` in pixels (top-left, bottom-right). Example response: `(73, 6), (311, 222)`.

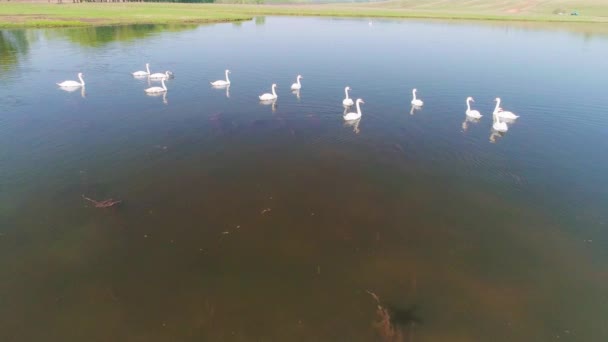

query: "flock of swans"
(56, 65), (519, 135)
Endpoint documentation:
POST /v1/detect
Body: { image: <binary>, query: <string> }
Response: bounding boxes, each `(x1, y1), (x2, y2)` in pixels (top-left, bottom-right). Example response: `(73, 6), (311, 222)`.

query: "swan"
(411, 88), (423, 106)
(57, 72), (85, 87)
(211, 69), (231, 86)
(259, 83), (277, 101)
(290, 75), (302, 90)
(145, 79), (167, 93)
(149, 71), (172, 80)
(342, 86), (354, 106)
(132, 63), (150, 77)
(465, 97), (482, 119)
(494, 97), (519, 119)
(492, 111), (508, 132)
(344, 98), (364, 121)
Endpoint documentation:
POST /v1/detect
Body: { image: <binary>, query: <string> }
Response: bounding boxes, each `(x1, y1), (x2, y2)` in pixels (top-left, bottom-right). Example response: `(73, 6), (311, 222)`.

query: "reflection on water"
(292, 88), (301, 100)
(44, 24), (198, 47)
(489, 130), (505, 143)
(0, 30), (31, 74)
(1, 17), (608, 342)
(146, 90), (168, 105)
(409, 104), (422, 115)
(461, 116), (481, 132)
(58, 85), (86, 98)
(212, 84), (230, 98)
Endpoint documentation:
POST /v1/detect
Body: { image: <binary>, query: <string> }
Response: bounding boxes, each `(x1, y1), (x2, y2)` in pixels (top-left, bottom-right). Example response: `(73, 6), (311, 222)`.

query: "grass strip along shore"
(1, 1), (607, 29)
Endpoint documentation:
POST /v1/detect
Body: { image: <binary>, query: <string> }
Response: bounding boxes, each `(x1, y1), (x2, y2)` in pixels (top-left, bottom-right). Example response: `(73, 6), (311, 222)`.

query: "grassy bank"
(1, 1), (607, 29)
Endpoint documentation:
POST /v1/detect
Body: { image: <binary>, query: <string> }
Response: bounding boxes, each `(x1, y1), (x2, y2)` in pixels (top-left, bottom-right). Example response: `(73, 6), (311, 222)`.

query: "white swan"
(492, 111), (508, 132)
(145, 79), (167, 93)
(211, 69), (231, 86)
(259, 83), (277, 101)
(132, 63), (150, 77)
(344, 98), (364, 121)
(465, 97), (482, 119)
(342, 86), (354, 106)
(149, 71), (172, 80)
(411, 88), (423, 106)
(494, 97), (519, 119)
(290, 75), (302, 90)
(57, 72), (85, 88)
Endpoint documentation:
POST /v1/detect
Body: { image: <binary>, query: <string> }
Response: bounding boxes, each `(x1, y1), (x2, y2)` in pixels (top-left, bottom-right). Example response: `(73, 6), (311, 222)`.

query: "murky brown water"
(1, 18), (607, 341)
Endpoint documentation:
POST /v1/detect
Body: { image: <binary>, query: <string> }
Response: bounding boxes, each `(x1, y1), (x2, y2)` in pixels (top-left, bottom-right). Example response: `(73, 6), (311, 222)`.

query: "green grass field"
(1, 1), (607, 29)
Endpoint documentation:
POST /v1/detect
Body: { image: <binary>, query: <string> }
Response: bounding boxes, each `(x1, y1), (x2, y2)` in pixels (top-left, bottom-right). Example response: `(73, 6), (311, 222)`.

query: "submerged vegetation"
(1, 0), (608, 28)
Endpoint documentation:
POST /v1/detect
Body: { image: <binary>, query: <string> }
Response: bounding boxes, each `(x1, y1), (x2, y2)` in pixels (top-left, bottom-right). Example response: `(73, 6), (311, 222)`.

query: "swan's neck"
(297, 77), (301, 86)
(78, 74), (85, 86)
(225, 71), (230, 83)
(146, 64), (150, 74)
(412, 90), (417, 101)
(493, 99), (501, 113)
(493, 111), (500, 124)
(161, 79), (166, 90)
(466, 99), (471, 111)
(344, 88), (350, 99)
(272, 85), (276, 96)
(356, 101), (362, 115)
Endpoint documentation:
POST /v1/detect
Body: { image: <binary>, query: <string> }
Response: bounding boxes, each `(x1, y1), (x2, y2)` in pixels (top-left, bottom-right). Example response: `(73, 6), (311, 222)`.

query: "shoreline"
(1, 3), (607, 29)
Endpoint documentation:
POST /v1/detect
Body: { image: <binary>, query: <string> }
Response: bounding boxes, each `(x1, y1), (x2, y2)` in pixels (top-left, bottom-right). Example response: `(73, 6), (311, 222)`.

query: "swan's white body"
(149, 71), (172, 80)
(494, 98), (519, 119)
(290, 75), (302, 90)
(211, 70), (231, 86)
(342, 86), (354, 106)
(57, 73), (85, 87)
(492, 112), (508, 132)
(259, 84), (278, 101)
(145, 79), (167, 93)
(411, 88), (423, 106)
(132, 63), (150, 77)
(344, 99), (364, 121)
(465, 97), (482, 119)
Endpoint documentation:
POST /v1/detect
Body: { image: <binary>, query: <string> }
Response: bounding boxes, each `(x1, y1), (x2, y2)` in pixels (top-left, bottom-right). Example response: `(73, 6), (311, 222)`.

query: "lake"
(1, 17), (607, 341)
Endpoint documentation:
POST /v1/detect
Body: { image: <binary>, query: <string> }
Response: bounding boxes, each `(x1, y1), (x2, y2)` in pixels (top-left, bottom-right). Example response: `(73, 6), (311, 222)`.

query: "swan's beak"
(361, 100), (365, 104)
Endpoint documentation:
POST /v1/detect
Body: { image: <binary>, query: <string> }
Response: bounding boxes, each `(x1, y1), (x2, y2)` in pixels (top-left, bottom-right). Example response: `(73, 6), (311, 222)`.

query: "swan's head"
(145, 63), (149, 67)
(467, 96), (474, 102)
(78, 72), (83, 77)
(413, 88), (417, 93)
(225, 69), (231, 73)
(345, 86), (351, 91)
(272, 83), (277, 88)
(166, 71), (173, 76)
(297, 75), (302, 80)
(495, 97), (501, 102)
(357, 99), (365, 104)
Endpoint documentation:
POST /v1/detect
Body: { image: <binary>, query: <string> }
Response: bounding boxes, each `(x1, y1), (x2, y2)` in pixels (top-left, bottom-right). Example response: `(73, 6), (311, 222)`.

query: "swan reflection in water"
(212, 84), (230, 98)
(146, 91), (168, 105)
(260, 98), (277, 112)
(344, 117), (361, 134)
(59, 85), (86, 98)
(292, 88), (301, 100)
(410, 104), (422, 115)
(489, 130), (505, 143)
(461, 116), (481, 132)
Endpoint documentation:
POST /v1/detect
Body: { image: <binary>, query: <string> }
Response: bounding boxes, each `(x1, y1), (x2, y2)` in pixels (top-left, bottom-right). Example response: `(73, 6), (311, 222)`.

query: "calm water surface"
(1, 17), (608, 341)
